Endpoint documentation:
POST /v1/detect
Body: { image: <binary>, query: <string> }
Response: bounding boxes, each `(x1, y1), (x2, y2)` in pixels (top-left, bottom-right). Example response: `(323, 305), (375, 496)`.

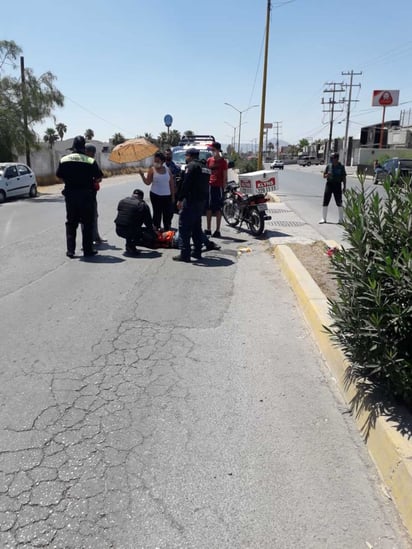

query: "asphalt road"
(0, 175), (410, 548)
(273, 164), (385, 244)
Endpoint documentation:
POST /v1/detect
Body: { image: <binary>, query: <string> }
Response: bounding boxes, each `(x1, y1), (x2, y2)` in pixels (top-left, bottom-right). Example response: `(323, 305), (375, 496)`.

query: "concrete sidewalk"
(266, 194), (412, 538)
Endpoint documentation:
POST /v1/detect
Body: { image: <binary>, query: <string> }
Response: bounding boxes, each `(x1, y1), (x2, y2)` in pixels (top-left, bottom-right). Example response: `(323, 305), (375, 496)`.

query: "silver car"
(0, 162), (38, 203)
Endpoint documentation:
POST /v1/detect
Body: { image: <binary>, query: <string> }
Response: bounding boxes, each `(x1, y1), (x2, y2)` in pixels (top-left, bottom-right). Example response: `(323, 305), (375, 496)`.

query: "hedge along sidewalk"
(274, 242), (412, 538)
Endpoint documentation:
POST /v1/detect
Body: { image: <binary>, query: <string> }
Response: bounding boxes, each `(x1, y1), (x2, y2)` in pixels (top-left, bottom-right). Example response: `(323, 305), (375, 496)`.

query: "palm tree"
(111, 132), (126, 146)
(184, 130), (194, 138)
(84, 129), (94, 140)
(158, 132), (169, 148)
(168, 129), (181, 147)
(43, 128), (59, 149)
(55, 122), (67, 141)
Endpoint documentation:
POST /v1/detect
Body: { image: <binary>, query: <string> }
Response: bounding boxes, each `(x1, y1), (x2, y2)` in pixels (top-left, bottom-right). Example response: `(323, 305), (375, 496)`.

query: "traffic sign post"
(372, 91), (399, 148)
(164, 114), (173, 137)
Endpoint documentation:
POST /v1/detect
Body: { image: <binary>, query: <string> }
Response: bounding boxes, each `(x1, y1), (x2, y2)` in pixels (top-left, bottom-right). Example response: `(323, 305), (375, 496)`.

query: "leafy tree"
(55, 122), (67, 140)
(298, 138), (309, 150)
(111, 132), (126, 146)
(43, 128), (59, 149)
(84, 128), (94, 140)
(0, 40), (22, 72)
(184, 130), (194, 138)
(0, 40), (64, 161)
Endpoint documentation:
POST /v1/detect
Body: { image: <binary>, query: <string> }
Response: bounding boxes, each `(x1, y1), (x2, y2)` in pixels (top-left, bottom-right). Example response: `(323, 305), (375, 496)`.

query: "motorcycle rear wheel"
(248, 208), (265, 236)
(223, 200), (241, 227)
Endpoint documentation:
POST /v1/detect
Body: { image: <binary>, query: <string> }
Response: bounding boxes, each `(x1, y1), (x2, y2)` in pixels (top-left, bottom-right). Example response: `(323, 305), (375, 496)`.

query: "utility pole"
(322, 82), (345, 161)
(273, 121), (282, 159)
(341, 70), (362, 166)
(258, 0), (271, 169)
(20, 56), (31, 167)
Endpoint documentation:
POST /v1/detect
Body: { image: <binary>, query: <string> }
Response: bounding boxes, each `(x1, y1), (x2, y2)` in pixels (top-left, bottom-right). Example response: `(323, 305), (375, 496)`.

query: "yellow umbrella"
(108, 138), (158, 164)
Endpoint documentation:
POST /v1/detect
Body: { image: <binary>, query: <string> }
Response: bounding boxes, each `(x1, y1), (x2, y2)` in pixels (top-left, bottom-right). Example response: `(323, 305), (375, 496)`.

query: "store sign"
(372, 90), (399, 107)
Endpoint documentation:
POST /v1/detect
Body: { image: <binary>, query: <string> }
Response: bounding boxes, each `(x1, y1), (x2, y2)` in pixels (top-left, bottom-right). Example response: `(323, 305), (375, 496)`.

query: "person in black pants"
(319, 152), (347, 224)
(174, 148), (210, 262)
(56, 136), (103, 258)
(114, 189), (157, 254)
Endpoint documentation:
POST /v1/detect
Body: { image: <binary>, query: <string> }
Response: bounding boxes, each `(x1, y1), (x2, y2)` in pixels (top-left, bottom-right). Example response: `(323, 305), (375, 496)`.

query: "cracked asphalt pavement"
(0, 176), (410, 548)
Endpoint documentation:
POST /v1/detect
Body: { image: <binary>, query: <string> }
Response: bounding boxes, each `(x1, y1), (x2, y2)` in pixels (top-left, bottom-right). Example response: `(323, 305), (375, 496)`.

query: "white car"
(0, 162), (38, 203)
(270, 159), (284, 170)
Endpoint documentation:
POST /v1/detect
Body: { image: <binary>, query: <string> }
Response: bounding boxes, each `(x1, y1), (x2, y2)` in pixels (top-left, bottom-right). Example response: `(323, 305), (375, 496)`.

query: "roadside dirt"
(286, 241), (339, 301)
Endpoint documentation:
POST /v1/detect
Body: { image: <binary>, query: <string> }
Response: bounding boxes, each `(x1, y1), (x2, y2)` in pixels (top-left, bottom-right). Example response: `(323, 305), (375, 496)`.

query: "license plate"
(257, 203), (268, 211)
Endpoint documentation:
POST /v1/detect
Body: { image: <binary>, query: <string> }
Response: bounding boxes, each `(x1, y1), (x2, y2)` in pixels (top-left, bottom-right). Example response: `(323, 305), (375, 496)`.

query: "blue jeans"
(178, 199), (204, 260)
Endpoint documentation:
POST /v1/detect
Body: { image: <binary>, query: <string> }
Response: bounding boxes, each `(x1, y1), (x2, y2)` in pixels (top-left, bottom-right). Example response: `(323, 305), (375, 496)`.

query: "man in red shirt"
(205, 141), (228, 238)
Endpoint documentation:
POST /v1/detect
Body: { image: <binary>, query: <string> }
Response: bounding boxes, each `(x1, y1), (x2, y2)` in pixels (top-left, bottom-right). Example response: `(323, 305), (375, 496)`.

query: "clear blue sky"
(3, 0), (412, 148)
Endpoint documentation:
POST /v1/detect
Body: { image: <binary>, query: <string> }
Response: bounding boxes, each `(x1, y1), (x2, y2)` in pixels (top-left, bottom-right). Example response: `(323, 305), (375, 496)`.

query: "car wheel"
(0, 190), (6, 204)
(29, 184), (37, 198)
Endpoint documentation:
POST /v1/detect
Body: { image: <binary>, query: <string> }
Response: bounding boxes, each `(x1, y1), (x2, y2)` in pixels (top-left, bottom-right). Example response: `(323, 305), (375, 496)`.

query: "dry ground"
(286, 241), (339, 301)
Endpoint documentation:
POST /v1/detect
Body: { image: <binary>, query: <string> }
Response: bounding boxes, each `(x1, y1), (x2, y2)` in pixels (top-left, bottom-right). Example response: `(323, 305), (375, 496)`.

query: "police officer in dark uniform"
(56, 135), (103, 258)
(114, 189), (157, 254)
(174, 148), (210, 262)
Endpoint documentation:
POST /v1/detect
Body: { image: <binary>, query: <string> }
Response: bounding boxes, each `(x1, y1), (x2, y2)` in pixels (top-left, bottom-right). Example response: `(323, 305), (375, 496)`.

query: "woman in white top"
(139, 152), (175, 230)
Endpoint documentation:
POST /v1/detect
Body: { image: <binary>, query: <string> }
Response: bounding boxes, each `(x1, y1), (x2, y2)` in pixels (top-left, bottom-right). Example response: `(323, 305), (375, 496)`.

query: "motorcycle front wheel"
(223, 199), (241, 227)
(248, 208), (265, 236)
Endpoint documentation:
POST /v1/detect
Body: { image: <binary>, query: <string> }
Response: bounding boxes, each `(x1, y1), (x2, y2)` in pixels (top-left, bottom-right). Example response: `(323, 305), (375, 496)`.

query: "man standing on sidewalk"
(319, 152), (346, 224)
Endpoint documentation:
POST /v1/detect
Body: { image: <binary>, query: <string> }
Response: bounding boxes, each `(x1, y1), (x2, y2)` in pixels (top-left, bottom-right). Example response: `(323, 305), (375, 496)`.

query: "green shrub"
(237, 157), (258, 174)
(327, 179), (412, 408)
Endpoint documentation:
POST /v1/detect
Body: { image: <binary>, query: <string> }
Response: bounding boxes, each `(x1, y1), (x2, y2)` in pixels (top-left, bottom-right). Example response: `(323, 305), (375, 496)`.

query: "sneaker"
(94, 238), (107, 245)
(318, 219), (326, 224)
(172, 255), (191, 263)
(212, 230), (221, 238)
(204, 229), (212, 236)
(191, 251), (202, 260)
(83, 250), (98, 257)
(66, 251), (75, 259)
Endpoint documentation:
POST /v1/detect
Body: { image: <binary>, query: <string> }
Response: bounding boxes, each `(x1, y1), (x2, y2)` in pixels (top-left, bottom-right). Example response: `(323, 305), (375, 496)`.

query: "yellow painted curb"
(274, 243), (412, 538)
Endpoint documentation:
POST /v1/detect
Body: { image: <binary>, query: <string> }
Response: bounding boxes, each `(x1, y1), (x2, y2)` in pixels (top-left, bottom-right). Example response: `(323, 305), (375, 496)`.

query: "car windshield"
(172, 149), (212, 165)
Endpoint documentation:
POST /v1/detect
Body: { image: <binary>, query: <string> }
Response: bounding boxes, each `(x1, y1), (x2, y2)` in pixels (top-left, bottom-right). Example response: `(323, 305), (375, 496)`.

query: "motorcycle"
(222, 181), (271, 236)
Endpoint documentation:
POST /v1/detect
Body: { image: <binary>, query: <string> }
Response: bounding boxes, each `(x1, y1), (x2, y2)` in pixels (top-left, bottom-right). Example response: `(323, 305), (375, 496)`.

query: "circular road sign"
(164, 114), (173, 127)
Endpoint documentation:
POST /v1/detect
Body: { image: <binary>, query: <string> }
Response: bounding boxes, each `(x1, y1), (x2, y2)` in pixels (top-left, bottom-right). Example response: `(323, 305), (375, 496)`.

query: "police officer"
(174, 148), (210, 262)
(114, 189), (157, 254)
(56, 135), (103, 258)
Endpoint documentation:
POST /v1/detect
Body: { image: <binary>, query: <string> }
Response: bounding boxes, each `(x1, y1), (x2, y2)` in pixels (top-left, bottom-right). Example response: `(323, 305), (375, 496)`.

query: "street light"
(224, 103), (259, 155)
(224, 121), (237, 150)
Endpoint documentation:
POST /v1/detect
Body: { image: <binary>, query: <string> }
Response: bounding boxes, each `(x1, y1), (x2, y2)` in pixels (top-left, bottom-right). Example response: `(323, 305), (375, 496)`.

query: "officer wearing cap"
(174, 148), (210, 262)
(114, 189), (157, 254)
(56, 135), (104, 258)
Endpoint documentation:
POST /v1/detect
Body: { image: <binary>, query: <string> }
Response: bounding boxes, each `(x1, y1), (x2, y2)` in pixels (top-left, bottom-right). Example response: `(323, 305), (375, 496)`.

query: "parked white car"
(0, 162), (38, 203)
